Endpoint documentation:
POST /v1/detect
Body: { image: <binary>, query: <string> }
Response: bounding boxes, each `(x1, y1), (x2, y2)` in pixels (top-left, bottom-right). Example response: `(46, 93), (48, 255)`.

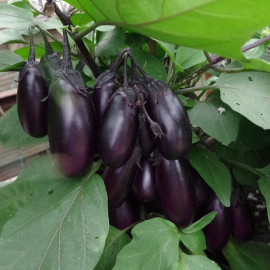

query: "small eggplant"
(133, 158), (157, 203)
(17, 25), (48, 138)
(102, 147), (139, 209)
(48, 30), (96, 177)
(203, 194), (231, 253)
(146, 80), (192, 160)
(156, 157), (196, 227)
(109, 198), (139, 230)
(231, 186), (254, 241)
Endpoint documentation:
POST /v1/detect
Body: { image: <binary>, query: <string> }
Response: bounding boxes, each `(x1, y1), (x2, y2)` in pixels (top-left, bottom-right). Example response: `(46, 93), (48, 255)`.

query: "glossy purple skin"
(102, 152), (137, 209)
(98, 91), (138, 168)
(156, 157), (196, 227)
(203, 195), (231, 253)
(138, 114), (156, 157)
(48, 78), (96, 177)
(93, 79), (118, 122)
(231, 200), (254, 242)
(147, 88), (192, 159)
(133, 159), (157, 203)
(17, 62), (48, 138)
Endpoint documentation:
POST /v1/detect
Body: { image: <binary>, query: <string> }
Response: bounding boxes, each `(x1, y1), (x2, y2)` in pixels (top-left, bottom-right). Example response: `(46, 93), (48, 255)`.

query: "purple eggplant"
(146, 80), (192, 160)
(203, 194), (231, 253)
(48, 30), (96, 177)
(231, 186), (254, 241)
(109, 198), (139, 230)
(156, 157), (196, 227)
(102, 148), (138, 208)
(133, 158), (157, 203)
(17, 26), (48, 138)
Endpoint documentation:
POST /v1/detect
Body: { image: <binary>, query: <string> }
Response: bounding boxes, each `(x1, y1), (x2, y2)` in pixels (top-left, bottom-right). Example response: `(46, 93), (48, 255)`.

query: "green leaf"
(192, 131), (200, 144)
(95, 226), (131, 270)
(175, 46), (206, 70)
(230, 166), (259, 189)
(0, 105), (48, 147)
(0, 3), (33, 30)
(0, 49), (24, 71)
(68, 0), (270, 71)
(243, 38), (266, 59)
(113, 218), (180, 270)
(95, 27), (125, 57)
(258, 176), (270, 222)
(223, 238), (270, 270)
(178, 94), (196, 108)
(179, 230), (206, 254)
(0, 28), (25, 45)
(0, 157), (109, 270)
(179, 252), (221, 270)
(187, 145), (231, 207)
(188, 92), (241, 146)
(181, 212), (217, 234)
(71, 13), (93, 26)
(218, 63), (270, 129)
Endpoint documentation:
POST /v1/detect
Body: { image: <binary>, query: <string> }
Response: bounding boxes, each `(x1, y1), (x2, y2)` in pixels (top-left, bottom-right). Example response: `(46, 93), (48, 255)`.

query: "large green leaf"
(218, 65), (270, 129)
(188, 92), (241, 146)
(95, 226), (131, 270)
(0, 49), (24, 72)
(0, 157), (109, 270)
(113, 218), (180, 270)
(179, 230), (206, 254)
(65, 0), (270, 71)
(258, 175), (270, 222)
(187, 145), (231, 206)
(0, 28), (25, 45)
(0, 4), (33, 30)
(0, 105), (48, 147)
(223, 238), (270, 270)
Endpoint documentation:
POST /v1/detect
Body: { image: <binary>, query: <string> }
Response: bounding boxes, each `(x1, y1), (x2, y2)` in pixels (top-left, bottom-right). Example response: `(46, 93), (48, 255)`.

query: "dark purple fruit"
(109, 198), (139, 230)
(48, 30), (96, 177)
(231, 187), (254, 241)
(133, 158), (157, 203)
(17, 26), (48, 138)
(102, 148), (138, 208)
(146, 80), (192, 159)
(98, 87), (138, 168)
(156, 157), (196, 227)
(203, 194), (231, 253)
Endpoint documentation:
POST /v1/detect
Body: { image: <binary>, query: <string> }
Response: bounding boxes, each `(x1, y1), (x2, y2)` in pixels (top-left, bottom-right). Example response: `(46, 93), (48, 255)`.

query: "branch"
(175, 85), (219, 94)
(52, 1), (100, 78)
(242, 33), (270, 52)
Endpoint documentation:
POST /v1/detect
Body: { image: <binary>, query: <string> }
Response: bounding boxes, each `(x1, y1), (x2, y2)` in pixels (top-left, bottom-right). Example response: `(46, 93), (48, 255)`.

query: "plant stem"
(175, 85), (219, 94)
(242, 33), (270, 52)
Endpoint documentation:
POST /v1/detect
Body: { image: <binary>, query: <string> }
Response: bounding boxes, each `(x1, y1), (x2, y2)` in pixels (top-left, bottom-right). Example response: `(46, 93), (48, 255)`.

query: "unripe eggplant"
(231, 186), (254, 241)
(146, 80), (192, 160)
(109, 198), (139, 230)
(48, 30), (96, 177)
(37, 27), (61, 87)
(156, 157), (196, 227)
(17, 26), (48, 138)
(203, 194), (231, 253)
(133, 158), (157, 203)
(102, 147), (138, 208)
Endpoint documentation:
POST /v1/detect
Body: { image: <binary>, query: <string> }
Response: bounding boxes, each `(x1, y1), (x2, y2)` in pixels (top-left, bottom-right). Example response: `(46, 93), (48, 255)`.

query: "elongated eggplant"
(37, 27), (61, 87)
(231, 186), (254, 241)
(203, 194), (231, 253)
(156, 157), (196, 227)
(17, 25), (48, 138)
(133, 158), (157, 203)
(48, 30), (96, 177)
(109, 198), (139, 230)
(102, 147), (138, 208)
(146, 80), (192, 159)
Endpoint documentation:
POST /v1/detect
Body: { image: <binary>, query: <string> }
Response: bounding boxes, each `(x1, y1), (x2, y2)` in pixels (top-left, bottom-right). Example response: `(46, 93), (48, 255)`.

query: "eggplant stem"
(61, 30), (72, 71)
(28, 24), (35, 62)
(35, 25), (54, 55)
(123, 52), (129, 87)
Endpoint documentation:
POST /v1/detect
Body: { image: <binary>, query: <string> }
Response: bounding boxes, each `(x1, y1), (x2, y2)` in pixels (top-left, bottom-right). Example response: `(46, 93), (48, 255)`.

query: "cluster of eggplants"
(17, 26), (96, 177)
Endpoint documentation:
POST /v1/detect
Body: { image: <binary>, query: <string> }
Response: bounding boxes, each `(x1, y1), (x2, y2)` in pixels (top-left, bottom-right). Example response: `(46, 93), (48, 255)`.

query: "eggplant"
(109, 198), (139, 230)
(37, 27), (61, 87)
(133, 158), (157, 203)
(146, 80), (192, 160)
(102, 148), (138, 208)
(17, 26), (48, 138)
(48, 30), (96, 177)
(203, 194), (231, 253)
(231, 186), (254, 241)
(156, 157), (196, 227)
